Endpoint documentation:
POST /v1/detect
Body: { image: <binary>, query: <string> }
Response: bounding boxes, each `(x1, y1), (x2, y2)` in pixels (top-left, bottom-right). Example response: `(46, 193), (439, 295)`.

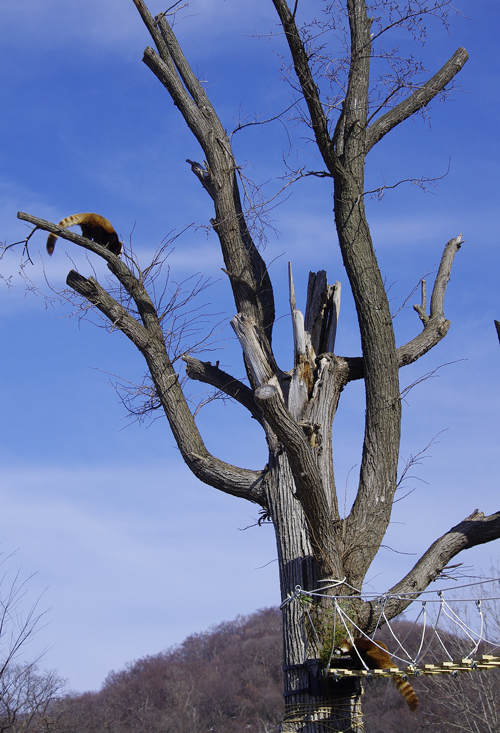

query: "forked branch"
(397, 233), (463, 367)
(16, 212), (266, 505)
(340, 233), (463, 381)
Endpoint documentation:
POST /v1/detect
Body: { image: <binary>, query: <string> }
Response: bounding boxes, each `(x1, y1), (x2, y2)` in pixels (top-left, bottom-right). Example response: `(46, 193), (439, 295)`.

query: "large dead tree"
(14, 1), (500, 731)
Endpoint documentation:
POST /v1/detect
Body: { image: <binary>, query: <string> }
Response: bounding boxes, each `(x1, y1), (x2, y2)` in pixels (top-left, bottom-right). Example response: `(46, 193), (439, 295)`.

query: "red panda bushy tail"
(46, 213), (121, 256)
(394, 676), (419, 712)
(47, 213), (90, 255)
(338, 637), (418, 712)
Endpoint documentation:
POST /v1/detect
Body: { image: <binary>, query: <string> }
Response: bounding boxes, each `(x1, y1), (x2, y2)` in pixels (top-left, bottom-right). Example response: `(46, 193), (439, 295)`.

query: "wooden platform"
(328, 655), (500, 678)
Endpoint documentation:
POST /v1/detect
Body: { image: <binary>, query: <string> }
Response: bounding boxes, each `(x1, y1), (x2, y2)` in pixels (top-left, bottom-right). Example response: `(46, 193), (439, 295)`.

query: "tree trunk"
(265, 452), (364, 733)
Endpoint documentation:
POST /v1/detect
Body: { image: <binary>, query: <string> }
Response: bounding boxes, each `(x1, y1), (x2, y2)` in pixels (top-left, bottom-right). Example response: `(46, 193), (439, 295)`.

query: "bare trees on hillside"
(0, 559), (63, 732)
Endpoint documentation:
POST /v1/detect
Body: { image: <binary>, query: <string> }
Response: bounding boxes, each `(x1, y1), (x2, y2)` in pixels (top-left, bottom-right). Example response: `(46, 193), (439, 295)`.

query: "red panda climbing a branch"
(46, 213), (122, 256)
(339, 637), (418, 712)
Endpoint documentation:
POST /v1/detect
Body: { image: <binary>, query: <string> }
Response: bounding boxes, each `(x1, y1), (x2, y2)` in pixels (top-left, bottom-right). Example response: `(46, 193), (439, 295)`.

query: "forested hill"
(51, 607), (284, 733)
(40, 607), (499, 732)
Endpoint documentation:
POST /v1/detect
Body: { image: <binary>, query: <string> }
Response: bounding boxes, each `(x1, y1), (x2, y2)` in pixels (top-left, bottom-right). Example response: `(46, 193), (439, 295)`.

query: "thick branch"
(18, 210), (267, 504)
(337, 234), (463, 381)
(366, 47), (469, 152)
(66, 271), (153, 350)
(143, 340), (268, 504)
(78, 287), (265, 501)
(133, 1), (275, 347)
(231, 314), (281, 390)
(17, 212), (164, 341)
(397, 233), (463, 366)
(66, 271), (266, 501)
(359, 509), (500, 631)
(131, 0), (168, 57)
(155, 15), (210, 109)
(182, 355), (262, 423)
(429, 233), (463, 317)
(255, 384), (342, 576)
(142, 48), (205, 143)
(271, 0), (346, 181)
(254, 385), (324, 499)
(327, 1), (402, 590)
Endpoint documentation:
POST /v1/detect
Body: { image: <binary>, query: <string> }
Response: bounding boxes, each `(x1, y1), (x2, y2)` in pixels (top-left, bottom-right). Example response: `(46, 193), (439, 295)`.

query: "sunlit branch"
(366, 47), (468, 151)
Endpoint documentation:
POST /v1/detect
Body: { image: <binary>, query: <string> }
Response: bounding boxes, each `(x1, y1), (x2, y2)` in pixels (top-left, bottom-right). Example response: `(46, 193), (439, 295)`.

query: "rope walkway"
(281, 576), (500, 672)
(279, 577), (500, 729)
(329, 654), (500, 678)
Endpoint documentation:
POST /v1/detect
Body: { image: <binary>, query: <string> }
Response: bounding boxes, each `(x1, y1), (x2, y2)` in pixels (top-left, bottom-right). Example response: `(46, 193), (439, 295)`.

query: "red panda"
(338, 637), (418, 712)
(46, 213), (122, 256)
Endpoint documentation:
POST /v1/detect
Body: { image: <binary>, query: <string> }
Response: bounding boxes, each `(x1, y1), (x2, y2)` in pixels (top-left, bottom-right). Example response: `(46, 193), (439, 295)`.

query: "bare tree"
(0, 560), (64, 733)
(424, 661), (500, 733)
(0, 665), (63, 733)
(9, 0), (500, 731)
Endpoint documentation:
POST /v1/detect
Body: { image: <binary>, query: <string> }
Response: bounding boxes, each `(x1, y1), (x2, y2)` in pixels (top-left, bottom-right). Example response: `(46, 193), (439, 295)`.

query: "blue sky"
(1, 0), (499, 693)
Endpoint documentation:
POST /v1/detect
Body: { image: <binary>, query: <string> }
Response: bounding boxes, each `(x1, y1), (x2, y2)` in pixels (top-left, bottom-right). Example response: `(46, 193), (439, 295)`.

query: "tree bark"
(15, 2), (500, 732)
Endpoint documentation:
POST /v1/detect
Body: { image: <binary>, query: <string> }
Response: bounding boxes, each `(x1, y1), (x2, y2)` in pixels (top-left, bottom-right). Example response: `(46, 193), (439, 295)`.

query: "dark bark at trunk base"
(281, 691), (364, 733)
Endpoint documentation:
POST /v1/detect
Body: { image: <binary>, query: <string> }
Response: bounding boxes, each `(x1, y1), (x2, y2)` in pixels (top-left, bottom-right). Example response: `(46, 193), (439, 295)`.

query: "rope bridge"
(281, 576), (500, 677)
(328, 654), (500, 678)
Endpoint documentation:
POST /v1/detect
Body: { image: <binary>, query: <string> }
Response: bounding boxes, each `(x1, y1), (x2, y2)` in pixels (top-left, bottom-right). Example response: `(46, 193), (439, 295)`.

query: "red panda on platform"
(339, 637), (418, 712)
(46, 213), (122, 256)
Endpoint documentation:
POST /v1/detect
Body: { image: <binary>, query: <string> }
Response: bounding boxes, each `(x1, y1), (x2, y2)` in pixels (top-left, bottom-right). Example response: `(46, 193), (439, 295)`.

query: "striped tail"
(394, 677), (418, 712)
(46, 214), (88, 255)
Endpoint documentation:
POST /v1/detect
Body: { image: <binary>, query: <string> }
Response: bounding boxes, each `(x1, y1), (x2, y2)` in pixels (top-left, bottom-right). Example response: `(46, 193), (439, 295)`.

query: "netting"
(281, 577), (500, 679)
